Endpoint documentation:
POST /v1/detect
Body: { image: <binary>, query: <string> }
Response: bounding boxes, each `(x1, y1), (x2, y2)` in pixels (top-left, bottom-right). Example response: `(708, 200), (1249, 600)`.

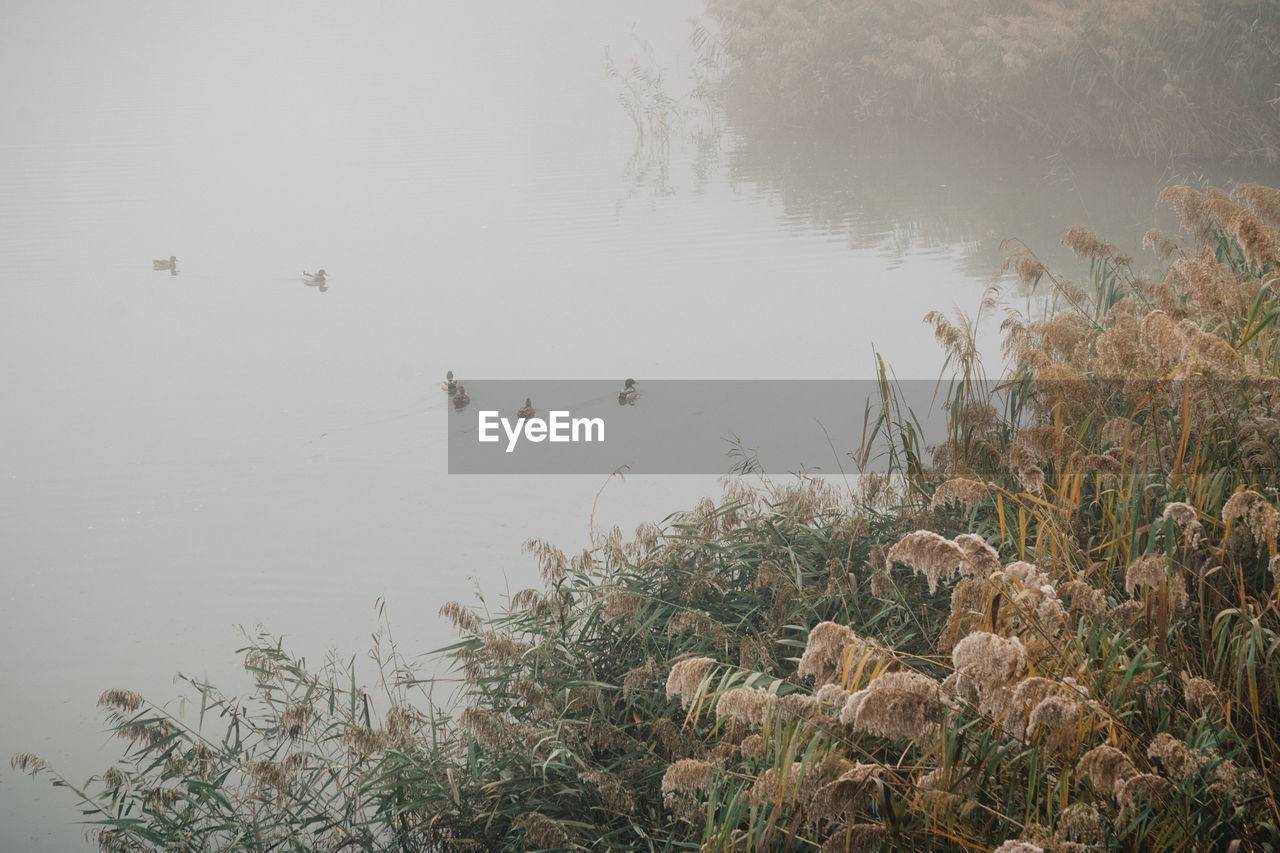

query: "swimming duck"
(442, 370), (459, 394)
(516, 397), (535, 420)
(618, 377), (638, 404)
(452, 384), (470, 407)
(303, 269), (327, 284)
(152, 255), (177, 270)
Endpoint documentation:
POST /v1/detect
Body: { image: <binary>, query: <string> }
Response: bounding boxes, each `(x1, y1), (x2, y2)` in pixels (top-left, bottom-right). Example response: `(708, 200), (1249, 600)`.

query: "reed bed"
(699, 0), (1280, 163)
(15, 182), (1280, 849)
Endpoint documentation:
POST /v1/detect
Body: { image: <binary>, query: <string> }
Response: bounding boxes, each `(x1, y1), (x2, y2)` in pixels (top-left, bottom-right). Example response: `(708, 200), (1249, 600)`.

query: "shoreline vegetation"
(700, 0), (1280, 165)
(13, 181), (1280, 850)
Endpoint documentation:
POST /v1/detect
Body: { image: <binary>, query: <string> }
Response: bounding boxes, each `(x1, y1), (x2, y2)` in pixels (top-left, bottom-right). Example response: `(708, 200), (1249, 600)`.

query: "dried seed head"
(740, 734), (765, 759)
(749, 761), (817, 808)
(114, 719), (177, 748)
(715, 687), (777, 727)
(279, 704), (311, 740)
(1079, 453), (1122, 479)
(1116, 772), (1174, 819)
(666, 657), (716, 708)
(1004, 561), (1049, 589)
(819, 823), (887, 853)
(869, 569), (895, 599)
(1147, 732), (1188, 778)
(1143, 228), (1183, 260)
(11, 753), (48, 776)
(481, 632), (530, 666)
(97, 689), (143, 714)
(952, 631), (1027, 693)
(622, 659), (663, 697)
(1062, 224), (1118, 260)
(1027, 695), (1079, 752)
(814, 683), (851, 708)
(511, 588), (552, 619)
(847, 687), (941, 744)
(343, 724), (388, 756)
(955, 533), (1001, 575)
(1055, 803), (1102, 844)
(992, 842), (1044, 853)
(245, 759), (288, 794)
(1124, 554), (1168, 597)
(1123, 554), (1189, 613)
(1002, 244), (1047, 285)
(1159, 186), (1208, 232)
(1222, 489), (1279, 548)
(798, 621), (856, 682)
(438, 601), (481, 635)
(1140, 310), (1188, 370)
(661, 758), (715, 806)
(523, 538), (569, 585)
(1182, 673), (1222, 717)
(808, 768), (876, 825)
(602, 591), (641, 623)
(1233, 183), (1280, 226)
(771, 693), (820, 723)
(384, 705), (421, 744)
(1033, 594), (1067, 636)
(513, 812), (571, 849)
(1161, 502), (1202, 547)
(930, 478), (991, 513)
(887, 530), (985, 593)
(667, 610), (720, 639)
(1228, 208), (1280, 269)
(1077, 745), (1137, 795)
(583, 768), (635, 814)
(459, 705), (510, 748)
(1173, 247), (1252, 317)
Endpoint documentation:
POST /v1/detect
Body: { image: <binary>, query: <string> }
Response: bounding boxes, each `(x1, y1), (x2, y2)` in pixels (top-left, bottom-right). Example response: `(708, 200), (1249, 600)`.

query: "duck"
(516, 397), (535, 420)
(618, 377), (638, 404)
(152, 255), (177, 270)
(303, 269), (327, 284)
(442, 370), (459, 394)
(452, 384), (470, 407)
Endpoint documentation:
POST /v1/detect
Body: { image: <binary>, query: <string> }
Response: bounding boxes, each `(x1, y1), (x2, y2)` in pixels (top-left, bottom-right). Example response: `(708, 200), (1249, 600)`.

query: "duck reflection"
(302, 269), (328, 292)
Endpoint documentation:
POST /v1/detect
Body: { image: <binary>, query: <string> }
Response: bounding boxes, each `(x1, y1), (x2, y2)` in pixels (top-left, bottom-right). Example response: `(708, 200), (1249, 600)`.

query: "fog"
(2, 1), (1276, 848)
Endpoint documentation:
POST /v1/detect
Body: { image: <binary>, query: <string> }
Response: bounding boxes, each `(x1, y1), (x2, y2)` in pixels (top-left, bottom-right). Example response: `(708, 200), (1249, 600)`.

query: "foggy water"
(2, 2), (1276, 849)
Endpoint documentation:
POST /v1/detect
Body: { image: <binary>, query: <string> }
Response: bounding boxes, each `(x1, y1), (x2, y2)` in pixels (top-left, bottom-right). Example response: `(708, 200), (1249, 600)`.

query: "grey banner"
(445, 380), (969, 474)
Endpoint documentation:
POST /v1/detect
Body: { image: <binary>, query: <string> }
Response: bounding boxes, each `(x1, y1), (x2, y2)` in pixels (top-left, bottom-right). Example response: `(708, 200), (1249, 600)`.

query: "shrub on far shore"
(702, 0), (1280, 164)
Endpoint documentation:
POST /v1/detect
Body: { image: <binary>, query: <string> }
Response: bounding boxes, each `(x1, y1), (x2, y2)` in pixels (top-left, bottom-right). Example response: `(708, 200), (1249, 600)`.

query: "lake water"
(2, 2), (1276, 849)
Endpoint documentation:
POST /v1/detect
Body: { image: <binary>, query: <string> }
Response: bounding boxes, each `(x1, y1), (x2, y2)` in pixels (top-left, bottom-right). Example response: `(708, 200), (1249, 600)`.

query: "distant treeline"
(703, 0), (1280, 163)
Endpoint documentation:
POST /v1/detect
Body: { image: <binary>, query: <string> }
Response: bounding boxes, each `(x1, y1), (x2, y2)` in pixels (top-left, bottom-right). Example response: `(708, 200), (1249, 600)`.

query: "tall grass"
(15, 182), (1280, 849)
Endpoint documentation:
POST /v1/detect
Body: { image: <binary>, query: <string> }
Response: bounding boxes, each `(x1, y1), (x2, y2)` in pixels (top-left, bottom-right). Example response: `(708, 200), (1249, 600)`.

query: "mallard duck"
(452, 384), (470, 407)
(303, 269), (327, 284)
(442, 370), (458, 394)
(152, 255), (177, 270)
(618, 377), (638, 403)
(516, 397), (535, 420)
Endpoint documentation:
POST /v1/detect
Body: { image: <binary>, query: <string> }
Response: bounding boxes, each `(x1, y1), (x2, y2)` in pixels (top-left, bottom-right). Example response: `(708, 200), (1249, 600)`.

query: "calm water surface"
(2, 2), (1276, 848)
